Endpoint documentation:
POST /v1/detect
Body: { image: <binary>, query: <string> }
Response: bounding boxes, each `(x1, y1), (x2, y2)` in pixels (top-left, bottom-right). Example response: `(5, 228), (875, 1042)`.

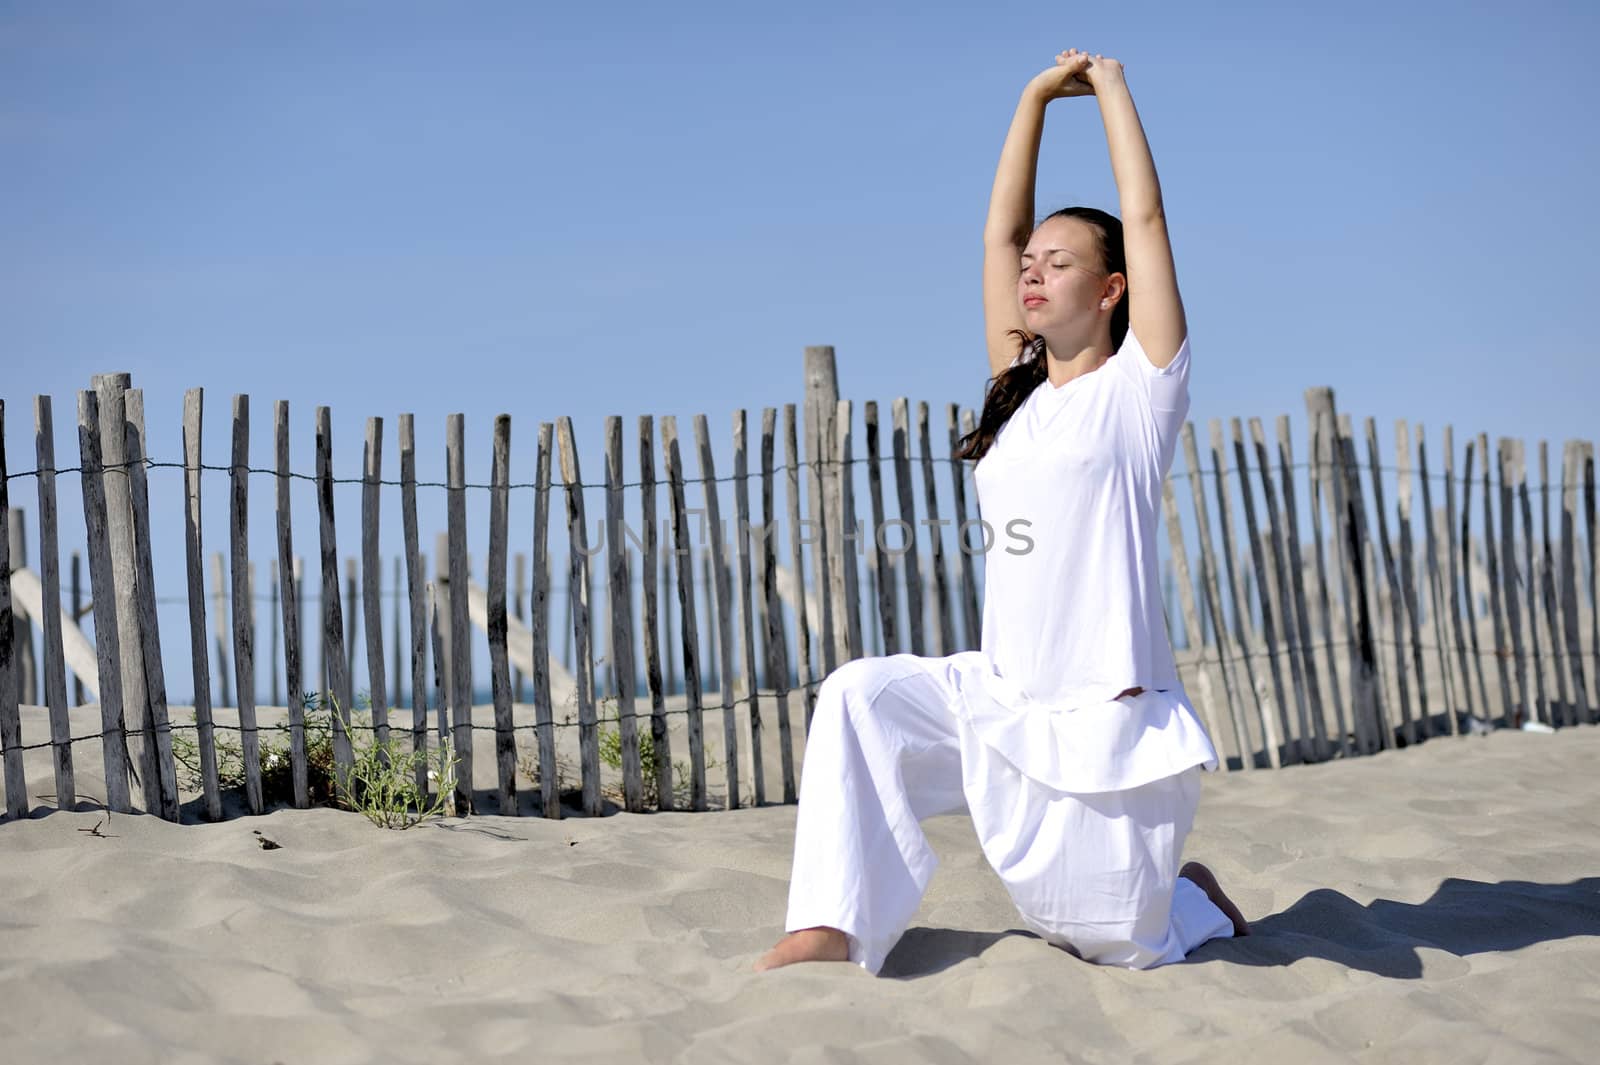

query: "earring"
(1100, 300), (1109, 309)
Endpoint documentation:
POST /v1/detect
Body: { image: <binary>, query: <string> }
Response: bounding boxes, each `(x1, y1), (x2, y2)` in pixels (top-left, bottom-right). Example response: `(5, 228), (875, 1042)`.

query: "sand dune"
(2, 704), (1598, 1064)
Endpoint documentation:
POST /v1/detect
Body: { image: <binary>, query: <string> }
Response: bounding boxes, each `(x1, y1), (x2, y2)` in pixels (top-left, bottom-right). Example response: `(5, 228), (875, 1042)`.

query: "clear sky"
(4, 1), (1598, 702)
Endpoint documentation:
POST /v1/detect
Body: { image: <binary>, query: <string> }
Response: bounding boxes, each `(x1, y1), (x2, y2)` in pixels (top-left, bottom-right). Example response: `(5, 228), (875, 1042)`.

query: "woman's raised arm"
(1083, 55), (1187, 368)
(982, 53), (1095, 380)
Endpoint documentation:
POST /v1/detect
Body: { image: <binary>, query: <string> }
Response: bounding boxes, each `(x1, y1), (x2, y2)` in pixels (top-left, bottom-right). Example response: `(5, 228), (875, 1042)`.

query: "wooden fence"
(1, 357), (1596, 825)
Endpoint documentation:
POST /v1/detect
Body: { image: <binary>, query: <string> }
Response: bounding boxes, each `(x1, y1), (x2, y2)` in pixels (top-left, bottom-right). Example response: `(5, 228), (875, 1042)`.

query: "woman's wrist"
(1086, 63), (1130, 98)
(1021, 78), (1053, 107)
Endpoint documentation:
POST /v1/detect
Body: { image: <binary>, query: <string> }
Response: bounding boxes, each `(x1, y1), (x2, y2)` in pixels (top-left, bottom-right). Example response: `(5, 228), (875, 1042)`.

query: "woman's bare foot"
(1179, 861), (1251, 937)
(753, 927), (851, 971)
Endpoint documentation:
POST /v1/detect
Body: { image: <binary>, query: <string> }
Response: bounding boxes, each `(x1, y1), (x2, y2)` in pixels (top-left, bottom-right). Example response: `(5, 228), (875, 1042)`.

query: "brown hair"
(955, 207), (1127, 464)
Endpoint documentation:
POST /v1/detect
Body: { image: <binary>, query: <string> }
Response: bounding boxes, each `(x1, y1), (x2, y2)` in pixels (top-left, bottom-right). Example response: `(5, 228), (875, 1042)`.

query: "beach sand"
(3, 700), (1599, 1064)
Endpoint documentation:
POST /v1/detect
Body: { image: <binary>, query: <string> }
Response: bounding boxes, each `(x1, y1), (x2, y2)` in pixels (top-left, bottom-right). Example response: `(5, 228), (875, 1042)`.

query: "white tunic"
(782, 331), (1237, 973)
(950, 329), (1219, 793)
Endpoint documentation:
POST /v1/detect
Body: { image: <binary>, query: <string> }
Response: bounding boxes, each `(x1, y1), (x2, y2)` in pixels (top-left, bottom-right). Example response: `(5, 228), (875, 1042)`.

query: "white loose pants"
(785, 653), (1235, 975)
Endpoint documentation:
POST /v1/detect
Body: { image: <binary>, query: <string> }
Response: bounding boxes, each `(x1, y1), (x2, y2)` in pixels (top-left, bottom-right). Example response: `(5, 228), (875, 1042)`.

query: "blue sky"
(3, 1), (1598, 703)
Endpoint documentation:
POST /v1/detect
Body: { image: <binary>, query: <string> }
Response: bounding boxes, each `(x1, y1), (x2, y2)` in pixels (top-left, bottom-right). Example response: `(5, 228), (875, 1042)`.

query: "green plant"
(595, 695), (717, 808)
(171, 691), (338, 805)
(172, 690), (459, 828)
(341, 726), (458, 829)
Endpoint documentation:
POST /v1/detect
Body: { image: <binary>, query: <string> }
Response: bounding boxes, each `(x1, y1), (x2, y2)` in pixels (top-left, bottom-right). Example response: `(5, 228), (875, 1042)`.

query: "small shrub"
(341, 727), (458, 829)
(172, 690), (459, 828)
(595, 695), (716, 808)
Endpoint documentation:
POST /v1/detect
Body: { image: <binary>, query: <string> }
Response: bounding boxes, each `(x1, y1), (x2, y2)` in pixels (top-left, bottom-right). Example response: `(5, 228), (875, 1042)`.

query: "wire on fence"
(8, 677), (831, 754)
(1, 453), (1577, 493)
(15, 630), (1600, 757)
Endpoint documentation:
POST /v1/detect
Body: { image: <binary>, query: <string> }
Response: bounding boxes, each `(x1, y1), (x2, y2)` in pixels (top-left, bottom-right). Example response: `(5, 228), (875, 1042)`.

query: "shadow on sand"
(882, 877), (1600, 980)
(1185, 876), (1600, 978)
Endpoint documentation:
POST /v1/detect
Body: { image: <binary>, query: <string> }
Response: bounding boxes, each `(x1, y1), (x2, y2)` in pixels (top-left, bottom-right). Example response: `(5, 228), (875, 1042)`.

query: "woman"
(756, 49), (1249, 975)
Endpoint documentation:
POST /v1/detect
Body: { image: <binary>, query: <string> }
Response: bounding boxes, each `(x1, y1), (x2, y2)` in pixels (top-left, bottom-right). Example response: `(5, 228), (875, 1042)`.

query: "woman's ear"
(1103, 272), (1128, 306)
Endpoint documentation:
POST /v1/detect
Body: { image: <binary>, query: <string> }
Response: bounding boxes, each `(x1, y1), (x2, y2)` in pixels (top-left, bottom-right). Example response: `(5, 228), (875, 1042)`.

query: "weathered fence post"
(803, 348), (839, 678)
(445, 414), (474, 814)
(1448, 428), (1489, 722)
(1560, 443), (1593, 722)
(0, 405), (26, 819)
(126, 391), (179, 821)
(1394, 421), (1432, 740)
(556, 417), (601, 817)
(662, 416), (707, 810)
(1585, 443), (1598, 720)
(1484, 434), (1523, 725)
(693, 414), (740, 809)
(34, 396), (76, 806)
(637, 416), (673, 810)
(362, 418), (391, 755)
(531, 423), (561, 817)
(228, 396), (263, 815)
(864, 402), (898, 656)
(947, 404), (981, 651)
(316, 407), (355, 799)
(760, 407), (798, 802)
(1278, 414), (1333, 756)
(1514, 440), (1550, 726)
(732, 410), (766, 806)
(1416, 424), (1461, 736)
(891, 398), (924, 658)
(398, 414), (430, 797)
(91, 373), (152, 810)
(1479, 432), (1515, 728)
(77, 391), (131, 813)
(837, 399), (864, 663)
(917, 402), (954, 659)
(1539, 442), (1576, 726)
(1303, 402), (1350, 754)
(1308, 389), (1378, 753)
(1335, 413), (1388, 751)
(783, 405), (817, 727)
(1364, 417), (1415, 745)
(604, 416), (644, 813)
(1459, 439), (1494, 722)
(272, 400), (307, 809)
(487, 415), (517, 814)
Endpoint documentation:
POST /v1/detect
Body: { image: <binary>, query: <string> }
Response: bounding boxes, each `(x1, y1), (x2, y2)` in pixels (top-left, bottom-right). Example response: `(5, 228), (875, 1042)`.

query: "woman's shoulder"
(1109, 329), (1191, 379)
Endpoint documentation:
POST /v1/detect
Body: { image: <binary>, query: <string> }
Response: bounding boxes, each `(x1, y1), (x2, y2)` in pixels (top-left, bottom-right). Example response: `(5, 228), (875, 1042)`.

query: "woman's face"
(1016, 216), (1115, 335)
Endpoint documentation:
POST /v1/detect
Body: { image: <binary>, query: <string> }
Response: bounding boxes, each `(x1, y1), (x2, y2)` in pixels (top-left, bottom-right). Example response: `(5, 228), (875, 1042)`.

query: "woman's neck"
(1041, 336), (1114, 388)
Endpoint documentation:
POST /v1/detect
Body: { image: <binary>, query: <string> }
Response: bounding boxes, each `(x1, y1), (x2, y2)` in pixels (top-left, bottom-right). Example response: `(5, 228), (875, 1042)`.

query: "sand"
(3, 701), (1599, 1064)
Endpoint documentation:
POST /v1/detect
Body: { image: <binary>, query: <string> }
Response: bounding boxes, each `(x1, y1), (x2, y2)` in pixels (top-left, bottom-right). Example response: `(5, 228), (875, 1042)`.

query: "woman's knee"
(819, 656), (895, 705)
(819, 655), (962, 750)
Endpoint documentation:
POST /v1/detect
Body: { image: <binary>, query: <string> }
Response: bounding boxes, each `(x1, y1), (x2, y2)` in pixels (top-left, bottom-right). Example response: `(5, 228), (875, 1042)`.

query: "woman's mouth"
(1023, 296), (1048, 307)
